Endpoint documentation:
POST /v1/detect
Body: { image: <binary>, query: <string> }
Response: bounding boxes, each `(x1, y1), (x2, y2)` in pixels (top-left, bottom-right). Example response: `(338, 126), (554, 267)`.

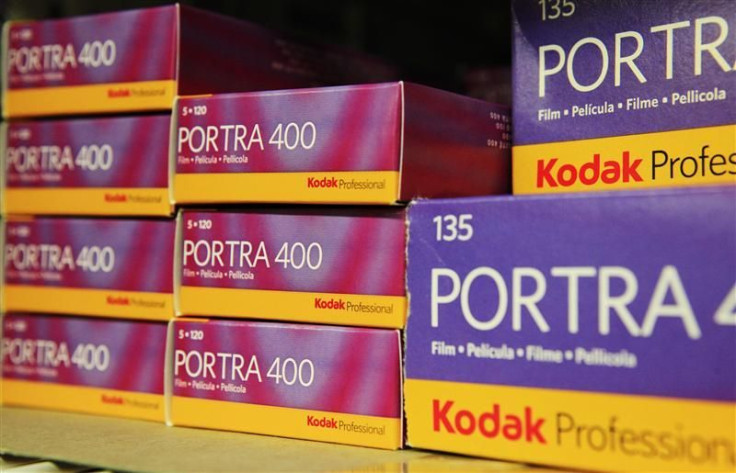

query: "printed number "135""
(539, 0), (575, 21)
(433, 214), (473, 242)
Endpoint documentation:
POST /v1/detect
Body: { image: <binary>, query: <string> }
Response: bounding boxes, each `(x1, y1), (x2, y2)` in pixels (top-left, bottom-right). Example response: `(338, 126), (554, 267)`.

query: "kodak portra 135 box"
(405, 187), (736, 471)
(512, 0), (735, 194)
(2, 313), (167, 421)
(3, 216), (175, 320)
(168, 318), (402, 449)
(174, 82), (510, 205)
(2, 5), (394, 118)
(177, 208), (406, 328)
(1, 116), (172, 216)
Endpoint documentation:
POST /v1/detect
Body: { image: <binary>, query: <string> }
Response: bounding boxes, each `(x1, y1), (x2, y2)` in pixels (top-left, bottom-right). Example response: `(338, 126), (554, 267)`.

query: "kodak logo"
(433, 400), (546, 444)
(314, 298), (346, 310)
(307, 415), (338, 429)
(536, 152), (643, 188)
(307, 177), (339, 188)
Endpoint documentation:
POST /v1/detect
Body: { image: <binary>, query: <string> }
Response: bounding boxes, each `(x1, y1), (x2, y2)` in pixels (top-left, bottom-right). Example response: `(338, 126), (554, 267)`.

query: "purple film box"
(168, 318), (403, 449)
(405, 187), (736, 471)
(174, 82), (511, 205)
(2, 313), (167, 421)
(176, 208), (406, 328)
(2, 5), (395, 118)
(1, 115), (173, 216)
(3, 216), (175, 320)
(512, 0), (736, 194)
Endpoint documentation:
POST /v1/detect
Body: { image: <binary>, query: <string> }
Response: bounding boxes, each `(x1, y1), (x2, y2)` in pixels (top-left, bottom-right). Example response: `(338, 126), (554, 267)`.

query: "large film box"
(174, 82), (510, 205)
(177, 209), (406, 328)
(512, 0), (735, 194)
(3, 216), (175, 320)
(168, 318), (402, 449)
(405, 187), (736, 471)
(2, 5), (394, 118)
(1, 313), (167, 421)
(1, 116), (172, 216)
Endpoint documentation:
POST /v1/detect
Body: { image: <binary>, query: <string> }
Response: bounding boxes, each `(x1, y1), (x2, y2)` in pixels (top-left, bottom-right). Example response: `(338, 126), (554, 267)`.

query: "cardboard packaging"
(174, 82), (510, 205)
(3, 216), (175, 320)
(168, 318), (403, 449)
(1, 116), (172, 216)
(2, 5), (395, 118)
(1, 313), (167, 421)
(404, 187), (736, 471)
(512, 0), (736, 194)
(177, 208), (407, 328)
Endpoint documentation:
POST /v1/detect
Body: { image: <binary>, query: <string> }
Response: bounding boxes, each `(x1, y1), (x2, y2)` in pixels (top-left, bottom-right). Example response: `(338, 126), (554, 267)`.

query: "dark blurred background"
(2, 0), (512, 102)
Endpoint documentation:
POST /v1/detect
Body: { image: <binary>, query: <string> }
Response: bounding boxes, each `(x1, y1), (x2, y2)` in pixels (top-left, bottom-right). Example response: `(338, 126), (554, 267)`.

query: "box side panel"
(177, 6), (396, 96)
(178, 210), (406, 327)
(174, 84), (402, 204)
(400, 83), (511, 200)
(4, 115), (172, 216)
(4, 217), (176, 319)
(405, 188), (736, 470)
(3, 6), (178, 117)
(512, 0), (736, 146)
(170, 319), (402, 448)
(1, 314), (167, 421)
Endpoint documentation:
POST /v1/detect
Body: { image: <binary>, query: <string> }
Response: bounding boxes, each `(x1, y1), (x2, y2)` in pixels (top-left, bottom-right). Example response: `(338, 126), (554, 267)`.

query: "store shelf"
(0, 407), (556, 472)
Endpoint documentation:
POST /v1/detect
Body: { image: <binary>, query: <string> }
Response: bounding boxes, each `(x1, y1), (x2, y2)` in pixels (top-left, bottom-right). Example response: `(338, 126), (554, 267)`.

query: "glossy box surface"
(174, 82), (510, 205)
(1, 314), (167, 421)
(3, 216), (175, 320)
(177, 209), (406, 328)
(512, 0), (736, 194)
(169, 318), (402, 449)
(405, 187), (736, 471)
(1, 116), (172, 216)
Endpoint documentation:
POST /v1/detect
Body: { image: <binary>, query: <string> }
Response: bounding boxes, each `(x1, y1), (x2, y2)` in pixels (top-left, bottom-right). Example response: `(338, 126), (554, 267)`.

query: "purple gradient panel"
(181, 210), (405, 296)
(172, 319), (401, 417)
(406, 187), (736, 402)
(512, 0), (736, 144)
(401, 83), (511, 199)
(5, 115), (170, 188)
(6, 6), (177, 89)
(1, 314), (166, 394)
(4, 218), (175, 292)
(175, 84), (401, 174)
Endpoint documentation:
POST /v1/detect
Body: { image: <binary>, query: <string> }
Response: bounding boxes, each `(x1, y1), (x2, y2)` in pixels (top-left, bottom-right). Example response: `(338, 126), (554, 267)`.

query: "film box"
(1, 313), (167, 421)
(174, 82), (510, 205)
(512, 0), (736, 194)
(3, 216), (175, 320)
(2, 5), (394, 118)
(168, 318), (402, 449)
(1, 115), (173, 216)
(404, 187), (736, 471)
(177, 208), (406, 328)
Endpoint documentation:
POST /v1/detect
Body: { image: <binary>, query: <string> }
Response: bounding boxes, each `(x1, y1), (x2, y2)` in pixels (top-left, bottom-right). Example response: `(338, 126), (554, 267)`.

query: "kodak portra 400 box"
(512, 0), (735, 194)
(174, 82), (510, 205)
(1, 115), (172, 216)
(177, 208), (406, 328)
(3, 216), (175, 320)
(168, 318), (402, 449)
(405, 187), (736, 471)
(2, 313), (167, 421)
(2, 5), (394, 118)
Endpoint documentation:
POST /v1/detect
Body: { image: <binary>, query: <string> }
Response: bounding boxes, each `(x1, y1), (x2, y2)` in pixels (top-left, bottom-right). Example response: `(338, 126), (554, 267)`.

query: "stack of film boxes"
(168, 80), (511, 447)
(404, 0), (735, 471)
(0, 4), (400, 429)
